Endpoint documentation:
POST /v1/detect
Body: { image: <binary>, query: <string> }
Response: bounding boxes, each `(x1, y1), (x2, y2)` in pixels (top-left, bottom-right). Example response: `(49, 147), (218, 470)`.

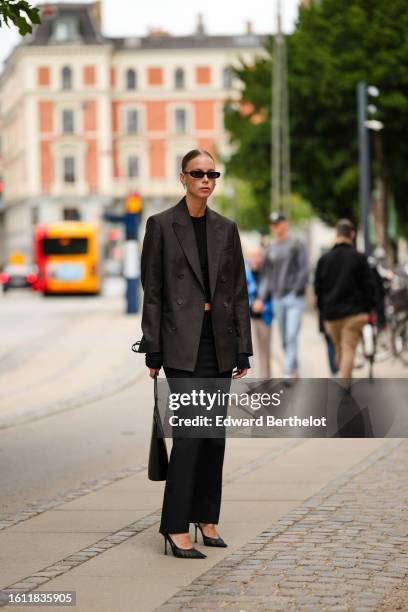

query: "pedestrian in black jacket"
(139, 148), (253, 558)
(314, 219), (376, 378)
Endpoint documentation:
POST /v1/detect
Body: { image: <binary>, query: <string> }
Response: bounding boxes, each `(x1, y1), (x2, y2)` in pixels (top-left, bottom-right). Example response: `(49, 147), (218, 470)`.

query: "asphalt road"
(0, 280), (153, 519)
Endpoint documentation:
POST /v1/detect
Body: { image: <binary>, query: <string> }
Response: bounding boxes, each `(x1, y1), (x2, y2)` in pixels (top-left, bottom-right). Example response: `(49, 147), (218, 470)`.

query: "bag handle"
(131, 340), (142, 353)
(153, 375), (165, 438)
(154, 374), (158, 406)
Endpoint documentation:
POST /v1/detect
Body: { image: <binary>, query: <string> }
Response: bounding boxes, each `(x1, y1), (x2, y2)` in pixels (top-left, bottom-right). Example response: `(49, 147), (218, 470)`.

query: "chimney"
(91, 0), (102, 32)
(195, 13), (206, 36)
(245, 20), (253, 34)
(148, 27), (170, 37)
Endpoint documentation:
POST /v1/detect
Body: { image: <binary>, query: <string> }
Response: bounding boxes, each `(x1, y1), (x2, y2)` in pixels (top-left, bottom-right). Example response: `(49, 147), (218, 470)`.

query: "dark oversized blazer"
(139, 196), (253, 372)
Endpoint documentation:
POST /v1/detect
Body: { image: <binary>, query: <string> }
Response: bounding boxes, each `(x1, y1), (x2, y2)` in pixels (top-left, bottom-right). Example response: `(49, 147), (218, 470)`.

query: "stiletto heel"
(194, 523), (228, 548)
(194, 524), (198, 543)
(162, 534), (206, 559)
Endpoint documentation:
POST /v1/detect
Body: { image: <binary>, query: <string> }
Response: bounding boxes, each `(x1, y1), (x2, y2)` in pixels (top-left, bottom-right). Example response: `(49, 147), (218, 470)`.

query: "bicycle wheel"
(373, 326), (393, 363)
(393, 316), (408, 366)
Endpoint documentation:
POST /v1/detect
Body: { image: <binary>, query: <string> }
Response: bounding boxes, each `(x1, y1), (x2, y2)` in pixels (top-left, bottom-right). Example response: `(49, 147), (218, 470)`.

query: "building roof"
(25, 2), (103, 46)
(2, 2), (267, 71)
(110, 33), (266, 51)
(23, 2), (266, 50)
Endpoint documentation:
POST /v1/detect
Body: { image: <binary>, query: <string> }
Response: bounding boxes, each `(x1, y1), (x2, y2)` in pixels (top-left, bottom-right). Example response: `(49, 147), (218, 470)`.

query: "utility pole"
(271, 0), (291, 213)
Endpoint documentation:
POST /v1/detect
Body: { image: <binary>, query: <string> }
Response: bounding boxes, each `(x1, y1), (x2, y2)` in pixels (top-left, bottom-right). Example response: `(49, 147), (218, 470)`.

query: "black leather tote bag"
(148, 375), (168, 481)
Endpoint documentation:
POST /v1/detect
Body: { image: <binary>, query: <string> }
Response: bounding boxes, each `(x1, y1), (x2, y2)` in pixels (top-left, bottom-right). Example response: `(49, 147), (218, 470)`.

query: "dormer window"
(52, 18), (80, 43)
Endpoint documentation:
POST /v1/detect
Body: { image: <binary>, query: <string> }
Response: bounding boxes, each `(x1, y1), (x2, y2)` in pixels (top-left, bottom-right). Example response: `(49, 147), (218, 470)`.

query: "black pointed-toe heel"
(163, 534), (207, 558)
(194, 523), (228, 547)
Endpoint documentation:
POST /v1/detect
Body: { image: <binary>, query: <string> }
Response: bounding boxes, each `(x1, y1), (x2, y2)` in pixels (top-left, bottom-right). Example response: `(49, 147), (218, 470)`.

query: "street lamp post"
(357, 82), (370, 255)
(357, 82), (381, 255)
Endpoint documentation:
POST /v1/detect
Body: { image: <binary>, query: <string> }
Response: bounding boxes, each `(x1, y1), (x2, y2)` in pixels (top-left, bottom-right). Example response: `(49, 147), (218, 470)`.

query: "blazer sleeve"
(232, 222), (253, 356)
(140, 216), (163, 353)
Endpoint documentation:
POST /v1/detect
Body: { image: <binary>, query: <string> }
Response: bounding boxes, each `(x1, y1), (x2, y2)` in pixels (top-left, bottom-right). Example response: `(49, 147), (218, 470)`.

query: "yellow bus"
(34, 222), (100, 294)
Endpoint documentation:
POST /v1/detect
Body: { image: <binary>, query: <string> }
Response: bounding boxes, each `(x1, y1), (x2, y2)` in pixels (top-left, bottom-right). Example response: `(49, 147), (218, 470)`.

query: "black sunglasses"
(184, 170), (221, 179)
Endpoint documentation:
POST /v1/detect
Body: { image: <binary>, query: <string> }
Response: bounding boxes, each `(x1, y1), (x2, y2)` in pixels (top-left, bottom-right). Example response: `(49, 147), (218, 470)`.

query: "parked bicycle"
(355, 257), (408, 377)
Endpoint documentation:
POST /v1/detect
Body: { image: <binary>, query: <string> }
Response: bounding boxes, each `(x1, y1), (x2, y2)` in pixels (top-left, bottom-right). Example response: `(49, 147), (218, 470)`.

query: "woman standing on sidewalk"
(140, 149), (253, 558)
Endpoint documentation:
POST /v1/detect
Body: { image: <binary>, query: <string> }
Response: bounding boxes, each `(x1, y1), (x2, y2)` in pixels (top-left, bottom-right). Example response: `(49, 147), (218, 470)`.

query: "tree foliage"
(224, 0), (408, 235)
(0, 0), (40, 36)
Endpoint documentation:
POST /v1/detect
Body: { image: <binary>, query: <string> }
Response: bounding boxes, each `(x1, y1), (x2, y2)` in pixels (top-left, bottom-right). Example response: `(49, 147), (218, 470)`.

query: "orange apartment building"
(0, 2), (265, 261)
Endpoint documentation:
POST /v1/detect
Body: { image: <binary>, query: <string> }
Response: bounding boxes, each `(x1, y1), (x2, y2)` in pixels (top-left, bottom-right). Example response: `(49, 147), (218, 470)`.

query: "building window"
(127, 156), (139, 178)
(174, 108), (187, 133)
(175, 155), (184, 178)
(53, 18), (79, 43)
(63, 207), (80, 220)
(223, 66), (233, 89)
(63, 156), (76, 183)
(126, 69), (137, 90)
(126, 109), (139, 134)
(62, 66), (72, 90)
(62, 109), (74, 134)
(174, 68), (185, 89)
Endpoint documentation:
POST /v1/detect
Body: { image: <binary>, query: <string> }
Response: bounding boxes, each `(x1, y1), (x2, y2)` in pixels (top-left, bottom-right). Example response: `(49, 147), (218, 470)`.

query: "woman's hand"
(252, 298), (264, 313)
(233, 368), (248, 379)
(149, 368), (160, 378)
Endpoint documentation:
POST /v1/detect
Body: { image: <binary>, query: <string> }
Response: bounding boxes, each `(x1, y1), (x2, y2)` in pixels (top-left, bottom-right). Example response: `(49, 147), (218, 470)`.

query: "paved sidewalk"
(160, 439), (408, 611)
(0, 437), (402, 611)
(1, 303), (406, 611)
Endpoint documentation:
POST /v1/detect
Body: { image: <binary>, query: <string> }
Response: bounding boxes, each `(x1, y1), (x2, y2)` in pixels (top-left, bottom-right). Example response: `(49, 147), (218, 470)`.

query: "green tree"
(224, 0), (408, 237)
(0, 0), (40, 35)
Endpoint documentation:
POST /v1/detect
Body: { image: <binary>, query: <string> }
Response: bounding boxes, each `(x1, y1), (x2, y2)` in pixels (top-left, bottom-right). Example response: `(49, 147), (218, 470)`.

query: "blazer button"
(176, 298), (183, 305)
(223, 301), (228, 308)
(171, 325), (177, 331)
(220, 275), (227, 282)
(177, 273), (184, 279)
(227, 326), (233, 333)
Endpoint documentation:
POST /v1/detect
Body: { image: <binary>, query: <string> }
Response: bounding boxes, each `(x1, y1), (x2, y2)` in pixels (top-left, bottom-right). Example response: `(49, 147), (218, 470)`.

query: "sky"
(0, 0), (300, 66)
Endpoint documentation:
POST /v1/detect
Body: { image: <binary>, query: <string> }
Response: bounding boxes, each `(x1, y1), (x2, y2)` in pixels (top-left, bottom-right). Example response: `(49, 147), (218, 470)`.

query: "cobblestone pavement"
(159, 439), (408, 611)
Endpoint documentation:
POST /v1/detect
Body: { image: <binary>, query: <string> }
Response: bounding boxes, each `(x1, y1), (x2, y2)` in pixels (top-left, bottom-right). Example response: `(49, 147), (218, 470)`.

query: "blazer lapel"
(172, 197), (205, 295)
(206, 205), (225, 301)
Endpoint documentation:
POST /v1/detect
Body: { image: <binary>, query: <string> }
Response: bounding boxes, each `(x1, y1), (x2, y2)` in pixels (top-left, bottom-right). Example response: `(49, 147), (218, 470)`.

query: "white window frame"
(63, 155), (76, 184)
(61, 108), (75, 134)
(174, 67), (185, 90)
(126, 68), (137, 90)
(222, 66), (234, 89)
(122, 105), (144, 135)
(173, 106), (188, 134)
(51, 141), (86, 195)
(127, 155), (140, 178)
(61, 65), (73, 90)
